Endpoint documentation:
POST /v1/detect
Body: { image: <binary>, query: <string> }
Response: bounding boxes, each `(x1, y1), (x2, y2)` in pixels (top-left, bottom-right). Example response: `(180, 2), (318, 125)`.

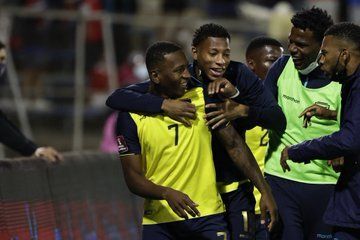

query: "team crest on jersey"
(117, 135), (128, 153)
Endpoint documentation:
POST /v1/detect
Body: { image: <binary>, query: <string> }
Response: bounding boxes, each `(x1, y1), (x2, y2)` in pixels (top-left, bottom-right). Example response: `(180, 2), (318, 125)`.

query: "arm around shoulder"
(106, 81), (164, 113)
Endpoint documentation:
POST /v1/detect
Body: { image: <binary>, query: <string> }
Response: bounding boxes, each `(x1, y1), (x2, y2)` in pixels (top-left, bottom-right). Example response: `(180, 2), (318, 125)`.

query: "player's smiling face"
(155, 50), (190, 99)
(192, 37), (230, 81)
(288, 27), (321, 70)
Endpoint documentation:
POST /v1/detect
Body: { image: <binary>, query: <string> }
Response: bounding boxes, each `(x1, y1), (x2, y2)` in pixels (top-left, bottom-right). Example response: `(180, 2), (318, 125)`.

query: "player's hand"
(259, 185), (278, 232)
(161, 99), (196, 127)
(327, 157), (344, 173)
(34, 146), (63, 163)
(205, 99), (249, 129)
(207, 78), (237, 98)
(162, 187), (200, 219)
(280, 147), (291, 172)
(299, 103), (337, 122)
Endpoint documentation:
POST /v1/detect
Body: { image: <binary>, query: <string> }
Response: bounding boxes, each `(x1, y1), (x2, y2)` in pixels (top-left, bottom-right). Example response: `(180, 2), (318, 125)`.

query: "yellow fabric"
(130, 87), (225, 225)
(245, 126), (269, 214)
(217, 180), (249, 194)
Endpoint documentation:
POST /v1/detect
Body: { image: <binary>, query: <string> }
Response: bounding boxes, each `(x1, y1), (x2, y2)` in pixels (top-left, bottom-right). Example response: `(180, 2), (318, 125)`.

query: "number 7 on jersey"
(168, 124), (179, 146)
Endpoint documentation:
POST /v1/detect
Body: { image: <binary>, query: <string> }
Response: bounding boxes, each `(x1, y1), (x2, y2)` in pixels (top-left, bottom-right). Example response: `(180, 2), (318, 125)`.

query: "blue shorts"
(266, 174), (335, 240)
(333, 226), (360, 240)
(142, 213), (229, 240)
(221, 182), (256, 240)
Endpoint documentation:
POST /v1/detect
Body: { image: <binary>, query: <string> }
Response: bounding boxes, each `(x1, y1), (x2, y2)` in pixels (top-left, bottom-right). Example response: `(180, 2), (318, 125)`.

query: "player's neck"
(346, 59), (360, 77)
(149, 83), (170, 99)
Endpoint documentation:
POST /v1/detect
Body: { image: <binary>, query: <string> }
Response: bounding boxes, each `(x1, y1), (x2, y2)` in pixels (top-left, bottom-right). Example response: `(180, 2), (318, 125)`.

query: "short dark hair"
(291, 6), (333, 43)
(192, 23), (231, 47)
(246, 36), (283, 57)
(145, 41), (182, 71)
(0, 41), (5, 50)
(325, 22), (360, 51)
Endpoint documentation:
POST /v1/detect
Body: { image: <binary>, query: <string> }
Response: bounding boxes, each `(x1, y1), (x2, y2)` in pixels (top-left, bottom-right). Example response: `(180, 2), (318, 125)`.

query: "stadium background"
(0, 0), (358, 239)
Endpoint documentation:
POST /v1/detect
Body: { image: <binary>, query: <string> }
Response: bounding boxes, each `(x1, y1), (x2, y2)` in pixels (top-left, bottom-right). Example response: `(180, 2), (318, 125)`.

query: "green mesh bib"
(265, 57), (341, 184)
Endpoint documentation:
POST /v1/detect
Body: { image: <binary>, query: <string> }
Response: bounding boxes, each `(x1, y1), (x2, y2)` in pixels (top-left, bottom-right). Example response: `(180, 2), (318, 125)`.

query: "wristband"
(229, 88), (240, 99)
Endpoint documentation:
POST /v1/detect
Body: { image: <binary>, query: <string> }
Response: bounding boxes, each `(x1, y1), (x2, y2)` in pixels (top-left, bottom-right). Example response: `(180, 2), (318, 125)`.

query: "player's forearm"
(106, 88), (164, 113)
(215, 125), (270, 194)
(288, 127), (360, 162)
(250, 105), (286, 133)
(124, 171), (168, 200)
(0, 111), (37, 155)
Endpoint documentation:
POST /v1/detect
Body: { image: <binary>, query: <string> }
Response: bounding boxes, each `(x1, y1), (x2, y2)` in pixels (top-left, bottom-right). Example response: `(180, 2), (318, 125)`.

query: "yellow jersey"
(118, 87), (224, 224)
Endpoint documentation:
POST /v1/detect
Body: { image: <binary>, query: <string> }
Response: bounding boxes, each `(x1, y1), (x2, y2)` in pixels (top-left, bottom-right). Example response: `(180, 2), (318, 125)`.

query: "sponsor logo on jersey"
(282, 94), (300, 103)
(117, 135), (128, 153)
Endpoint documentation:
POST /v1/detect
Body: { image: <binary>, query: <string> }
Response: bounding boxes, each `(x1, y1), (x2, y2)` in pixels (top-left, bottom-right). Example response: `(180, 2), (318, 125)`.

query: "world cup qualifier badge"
(117, 135), (128, 153)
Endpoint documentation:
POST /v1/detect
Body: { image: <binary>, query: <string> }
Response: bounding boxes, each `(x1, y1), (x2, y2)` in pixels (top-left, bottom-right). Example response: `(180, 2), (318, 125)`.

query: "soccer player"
(0, 41), (62, 162)
(281, 22), (360, 240)
(117, 41), (229, 239)
(107, 23), (282, 239)
(263, 7), (341, 240)
(244, 36), (283, 239)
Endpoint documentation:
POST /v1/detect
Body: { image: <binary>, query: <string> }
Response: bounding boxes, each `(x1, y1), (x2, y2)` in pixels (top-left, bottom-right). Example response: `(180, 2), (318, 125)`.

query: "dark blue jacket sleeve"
(106, 80), (164, 113)
(230, 63), (286, 132)
(264, 55), (290, 100)
(116, 111), (141, 155)
(0, 110), (37, 156)
(288, 90), (360, 162)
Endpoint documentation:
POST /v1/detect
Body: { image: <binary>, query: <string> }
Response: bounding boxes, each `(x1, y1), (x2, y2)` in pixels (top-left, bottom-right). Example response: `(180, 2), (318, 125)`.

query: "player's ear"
(150, 69), (160, 84)
(341, 49), (350, 65)
(246, 58), (255, 72)
(191, 46), (198, 61)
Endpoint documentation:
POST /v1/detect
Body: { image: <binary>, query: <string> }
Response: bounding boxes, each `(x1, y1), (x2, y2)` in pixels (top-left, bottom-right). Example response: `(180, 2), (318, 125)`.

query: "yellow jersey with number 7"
(129, 87), (225, 224)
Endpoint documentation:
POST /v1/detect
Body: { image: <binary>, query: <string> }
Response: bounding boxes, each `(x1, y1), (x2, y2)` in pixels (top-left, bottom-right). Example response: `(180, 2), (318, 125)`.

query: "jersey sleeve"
(288, 89), (360, 162)
(116, 111), (141, 155)
(232, 64), (286, 132)
(106, 80), (164, 113)
(0, 110), (37, 156)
